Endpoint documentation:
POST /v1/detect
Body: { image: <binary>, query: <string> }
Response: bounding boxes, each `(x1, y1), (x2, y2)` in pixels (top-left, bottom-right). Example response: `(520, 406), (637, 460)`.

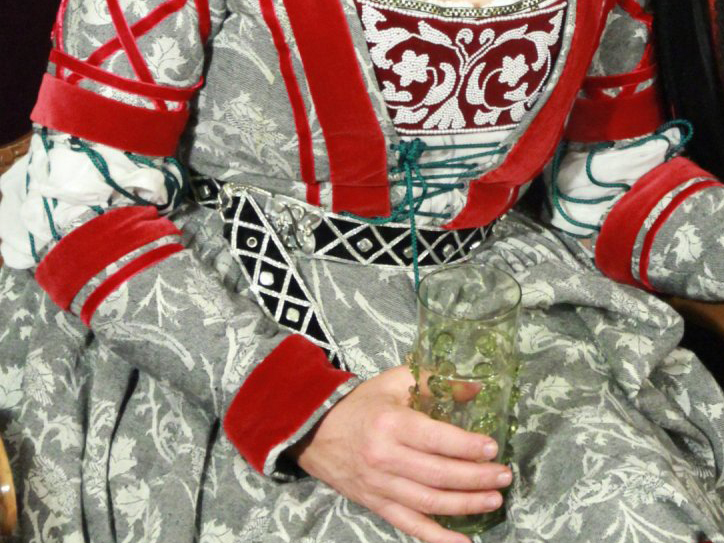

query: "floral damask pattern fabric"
(2, 208), (724, 543)
(3, 0), (724, 542)
(355, 0), (566, 134)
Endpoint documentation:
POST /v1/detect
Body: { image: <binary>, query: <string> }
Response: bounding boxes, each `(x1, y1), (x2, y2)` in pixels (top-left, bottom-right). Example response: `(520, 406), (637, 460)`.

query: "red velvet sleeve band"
(565, 85), (666, 143)
(223, 334), (356, 474)
(595, 157), (720, 289)
(36, 206), (182, 311)
(79, 243), (185, 326)
(31, 74), (190, 157)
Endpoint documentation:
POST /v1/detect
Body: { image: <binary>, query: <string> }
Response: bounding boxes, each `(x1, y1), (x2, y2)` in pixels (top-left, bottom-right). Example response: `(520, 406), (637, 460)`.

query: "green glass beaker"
(409, 264), (522, 535)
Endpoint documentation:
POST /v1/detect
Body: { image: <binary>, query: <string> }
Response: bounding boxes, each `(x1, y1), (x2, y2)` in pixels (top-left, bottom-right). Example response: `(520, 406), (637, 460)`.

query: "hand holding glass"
(409, 264), (522, 534)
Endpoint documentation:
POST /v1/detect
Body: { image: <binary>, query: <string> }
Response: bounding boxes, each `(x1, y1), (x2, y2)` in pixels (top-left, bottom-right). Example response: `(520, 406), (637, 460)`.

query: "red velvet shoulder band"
(33, 0), (205, 156)
(31, 75), (190, 157)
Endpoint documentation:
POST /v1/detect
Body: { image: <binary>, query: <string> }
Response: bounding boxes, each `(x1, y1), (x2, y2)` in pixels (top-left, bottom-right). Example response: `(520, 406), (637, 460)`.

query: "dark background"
(0, 0), (61, 145)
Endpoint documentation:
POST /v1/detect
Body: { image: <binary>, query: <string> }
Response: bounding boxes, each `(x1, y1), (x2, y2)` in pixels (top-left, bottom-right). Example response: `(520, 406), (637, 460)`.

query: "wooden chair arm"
(665, 296), (724, 340)
(0, 435), (17, 536)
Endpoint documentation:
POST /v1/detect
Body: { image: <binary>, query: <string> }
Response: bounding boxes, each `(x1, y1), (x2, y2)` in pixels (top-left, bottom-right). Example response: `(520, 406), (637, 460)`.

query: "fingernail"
(497, 471), (512, 486)
(486, 493), (503, 509)
(482, 441), (498, 458)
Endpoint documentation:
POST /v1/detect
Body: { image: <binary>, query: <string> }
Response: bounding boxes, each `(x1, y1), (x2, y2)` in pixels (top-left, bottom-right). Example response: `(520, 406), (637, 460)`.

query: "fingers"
(374, 499), (472, 543)
(399, 410), (498, 461)
(377, 475), (504, 516)
(389, 446), (512, 491)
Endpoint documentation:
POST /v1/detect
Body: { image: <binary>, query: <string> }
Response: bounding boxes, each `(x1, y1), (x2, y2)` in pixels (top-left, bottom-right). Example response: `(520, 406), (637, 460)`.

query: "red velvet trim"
(223, 335), (356, 473)
(31, 74), (189, 156)
(595, 157), (717, 288)
(53, 0), (72, 78)
(35, 207), (181, 311)
(582, 63), (656, 94)
(259, 0), (319, 197)
(80, 243), (184, 326)
(52, 50), (201, 103)
(194, 0), (211, 43)
(445, 0), (615, 230)
(618, 0), (652, 25)
(638, 180), (721, 290)
(282, 0), (390, 217)
(67, 0), (187, 86)
(106, 0), (167, 110)
(55, 0), (71, 50)
(332, 184), (392, 217)
(306, 183), (321, 206)
(503, 186), (521, 215)
(565, 85), (666, 142)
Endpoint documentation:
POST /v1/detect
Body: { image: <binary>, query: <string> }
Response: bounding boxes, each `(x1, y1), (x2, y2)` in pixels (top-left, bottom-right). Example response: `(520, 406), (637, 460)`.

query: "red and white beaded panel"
(355, 0), (568, 135)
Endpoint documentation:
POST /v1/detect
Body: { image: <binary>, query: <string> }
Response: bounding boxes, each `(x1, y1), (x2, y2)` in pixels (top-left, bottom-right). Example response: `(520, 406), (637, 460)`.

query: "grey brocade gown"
(1, 0), (724, 541)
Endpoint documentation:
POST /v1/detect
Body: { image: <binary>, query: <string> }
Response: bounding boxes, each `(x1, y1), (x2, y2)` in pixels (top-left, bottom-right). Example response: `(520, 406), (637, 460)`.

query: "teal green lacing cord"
(26, 132), (187, 251)
(69, 137), (188, 214)
(25, 160), (40, 264)
(344, 138), (506, 289)
(39, 128), (62, 242)
(550, 119), (695, 236)
(69, 137), (157, 208)
(124, 152), (189, 211)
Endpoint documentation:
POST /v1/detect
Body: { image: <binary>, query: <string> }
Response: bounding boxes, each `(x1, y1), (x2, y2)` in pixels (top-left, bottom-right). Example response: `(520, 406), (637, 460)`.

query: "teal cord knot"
(344, 138), (506, 290)
(395, 138), (428, 169)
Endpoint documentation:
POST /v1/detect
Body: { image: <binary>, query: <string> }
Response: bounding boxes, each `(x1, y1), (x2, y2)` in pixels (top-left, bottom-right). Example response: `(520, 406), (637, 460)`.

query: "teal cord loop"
(124, 152), (190, 211)
(69, 137), (156, 208)
(550, 118), (695, 236)
(68, 137), (187, 214)
(39, 128), (62, 242)
(28, 134), (186, 250)
(344, 138), (505, 290)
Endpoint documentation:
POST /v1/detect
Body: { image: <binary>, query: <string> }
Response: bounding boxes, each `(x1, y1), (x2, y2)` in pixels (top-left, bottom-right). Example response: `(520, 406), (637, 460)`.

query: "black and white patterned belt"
(192, 177), (491, 269)
(191, 177), (492, 366)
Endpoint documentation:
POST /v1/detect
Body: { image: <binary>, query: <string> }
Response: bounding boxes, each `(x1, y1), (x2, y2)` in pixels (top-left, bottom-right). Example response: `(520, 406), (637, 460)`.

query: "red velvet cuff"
(595, 157), (718, 289)
(31, 74), (189, 156)
(36, 207), (181, 311)
(223, 335), (356, 474)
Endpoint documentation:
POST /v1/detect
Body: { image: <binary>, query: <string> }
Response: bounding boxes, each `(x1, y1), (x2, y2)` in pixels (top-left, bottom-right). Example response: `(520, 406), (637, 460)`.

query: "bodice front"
(354, 0), (568, 222)
(355, 0), (567, 135)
